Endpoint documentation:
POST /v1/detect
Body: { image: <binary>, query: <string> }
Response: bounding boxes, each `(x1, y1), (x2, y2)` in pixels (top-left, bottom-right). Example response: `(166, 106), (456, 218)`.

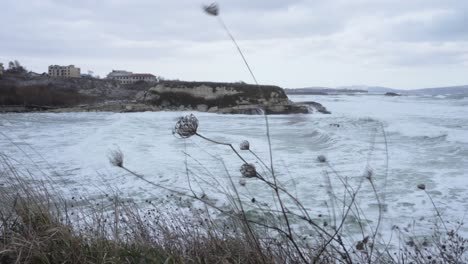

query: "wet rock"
(295, 101), (331, 114)
(196, 104), (208, 112)
(207, 106), (218, 113)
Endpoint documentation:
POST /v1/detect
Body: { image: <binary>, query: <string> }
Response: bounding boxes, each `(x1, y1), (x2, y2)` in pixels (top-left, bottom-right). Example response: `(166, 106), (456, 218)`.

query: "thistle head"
(109, 149), (124, 168)
(240, 163), (257, 178)
(173, 114), (199, 138)
(203, 3), (219, 16)
(317, 155), (327, 163)
(239, 179), (246, 186)
(240, 140), (250, 150)
(417, 184), (426, 190)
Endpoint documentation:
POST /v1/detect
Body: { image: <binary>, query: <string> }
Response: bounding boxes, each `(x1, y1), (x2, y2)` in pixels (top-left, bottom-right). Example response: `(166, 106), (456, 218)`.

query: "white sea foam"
(0, 94), (467, 243)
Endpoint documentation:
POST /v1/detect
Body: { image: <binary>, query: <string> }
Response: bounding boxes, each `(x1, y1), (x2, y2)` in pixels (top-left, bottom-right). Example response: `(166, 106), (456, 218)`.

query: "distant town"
(0, 60), (160, 85)
(1, 60), (467, 97)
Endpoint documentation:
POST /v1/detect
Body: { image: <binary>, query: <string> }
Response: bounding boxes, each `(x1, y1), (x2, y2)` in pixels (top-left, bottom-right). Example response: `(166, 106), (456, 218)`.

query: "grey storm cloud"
(1, 0), (467, 88)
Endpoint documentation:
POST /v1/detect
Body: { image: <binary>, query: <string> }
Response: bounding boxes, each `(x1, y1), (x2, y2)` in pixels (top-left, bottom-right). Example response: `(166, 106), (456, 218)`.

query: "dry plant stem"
(120, 166), (188, 198)
(325, 162), (369, 242)
(262, 114), (303, 262)
(121, 163), (269, 256)
(216, 16), (258, 85)
(323, 171), (338, 228)
(183, 140), (198, 198)
(220, 162), (268, 264)
(370, 124), (390, 264)
(249, 149), (273, 174)
(368, 177), (383, 263)
(424, 190), (449, 233)
(314, 191), (357, 264)
(195, 133), (249, 165)
(192, 134), (310, 262)
(199, 137), (306, 261)
(380, 124), (389, 206)
(213, 10), (311, 263)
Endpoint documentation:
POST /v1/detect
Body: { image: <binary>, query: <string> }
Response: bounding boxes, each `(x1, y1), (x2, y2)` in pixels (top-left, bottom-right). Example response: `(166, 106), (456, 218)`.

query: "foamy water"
(1, 94), (467, 242)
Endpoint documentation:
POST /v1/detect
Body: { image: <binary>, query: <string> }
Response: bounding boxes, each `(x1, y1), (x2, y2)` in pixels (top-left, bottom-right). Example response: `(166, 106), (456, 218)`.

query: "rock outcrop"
(293, 101), (331, 114)
(144, 81), (309, 114)
(0, 74), (327, 115)
(384, 92), (401, 96)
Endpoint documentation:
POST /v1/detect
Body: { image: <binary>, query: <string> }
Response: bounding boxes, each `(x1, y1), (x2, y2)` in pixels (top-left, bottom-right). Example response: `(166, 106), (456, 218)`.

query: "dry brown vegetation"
(1, 114), (467, 263)
(0, 85), (96, 107)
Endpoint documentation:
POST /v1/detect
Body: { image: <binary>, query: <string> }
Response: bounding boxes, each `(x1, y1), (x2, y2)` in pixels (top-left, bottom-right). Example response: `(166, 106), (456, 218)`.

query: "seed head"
(109, 149), (124, 168)
(317, 155), (327, 163)
(240, 163), (257, 178)
(240, 140), (250, 150)
(203, 3), (219, 16)
(239, 179), (246, 186)
(173, 114), (199, 138)
(365, 169), (373, 180)
(417, 184), (426, 190)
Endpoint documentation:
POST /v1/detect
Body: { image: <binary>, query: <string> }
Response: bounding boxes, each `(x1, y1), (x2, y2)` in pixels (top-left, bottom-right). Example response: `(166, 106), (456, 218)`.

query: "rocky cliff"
(140, 81), (311, 114)
(0, 74), (328, 114)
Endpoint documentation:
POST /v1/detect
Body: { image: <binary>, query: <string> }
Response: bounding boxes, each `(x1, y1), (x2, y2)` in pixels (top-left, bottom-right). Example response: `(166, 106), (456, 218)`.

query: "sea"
(1, 94), (467, 243)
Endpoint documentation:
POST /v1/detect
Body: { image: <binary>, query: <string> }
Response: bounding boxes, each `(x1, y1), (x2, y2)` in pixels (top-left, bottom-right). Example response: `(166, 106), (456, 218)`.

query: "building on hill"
(26, 71), (43, 78)
(106, 70), (157, 84)
(48, 65), (81, 78)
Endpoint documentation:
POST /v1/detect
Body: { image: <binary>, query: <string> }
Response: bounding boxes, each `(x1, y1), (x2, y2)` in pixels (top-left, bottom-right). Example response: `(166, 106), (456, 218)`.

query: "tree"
(6, 60), (27, 74)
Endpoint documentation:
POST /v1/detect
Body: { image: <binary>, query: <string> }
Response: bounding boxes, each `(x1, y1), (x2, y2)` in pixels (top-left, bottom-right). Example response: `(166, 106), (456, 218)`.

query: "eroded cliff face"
(0, 75), (328, 114)
(141, 81), (309, 114)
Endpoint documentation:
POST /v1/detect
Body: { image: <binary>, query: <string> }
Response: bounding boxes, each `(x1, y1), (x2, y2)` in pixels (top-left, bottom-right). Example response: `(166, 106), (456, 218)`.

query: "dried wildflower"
(240, 140), (250, 150)
(109, 149), (124, 167)
(365, 169), (373, 180)
(417, 184), (426, 190)
(173, 114), (199, 138)
(203, 3), (219, 16)
(240, 163), (257, 178)
(317, 155), (327, 163)
(239, 179), (246, 186)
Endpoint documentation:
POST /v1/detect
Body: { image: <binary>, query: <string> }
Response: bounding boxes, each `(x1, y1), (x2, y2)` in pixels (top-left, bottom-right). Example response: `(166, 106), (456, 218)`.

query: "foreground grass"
(1, 158), (467, 264)
(0, 189), (271, 263)
(1, 112), (467, 263)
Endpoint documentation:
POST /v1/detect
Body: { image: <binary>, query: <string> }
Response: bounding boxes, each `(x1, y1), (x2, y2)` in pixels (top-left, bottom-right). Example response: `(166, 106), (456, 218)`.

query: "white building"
(107, 70), (157, 84)
(48, 65), (81, 78)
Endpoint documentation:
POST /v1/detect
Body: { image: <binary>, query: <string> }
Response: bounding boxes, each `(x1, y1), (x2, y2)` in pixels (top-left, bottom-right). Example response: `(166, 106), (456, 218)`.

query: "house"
(28, 71), (42, 77)
(107, 70), (157, 84)
(48, 65), (81, 78)
(80, 73), (93, 79)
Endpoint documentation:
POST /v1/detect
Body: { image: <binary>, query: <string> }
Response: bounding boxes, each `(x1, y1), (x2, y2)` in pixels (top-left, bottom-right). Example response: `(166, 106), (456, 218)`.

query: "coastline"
(0, 101), (330, 115)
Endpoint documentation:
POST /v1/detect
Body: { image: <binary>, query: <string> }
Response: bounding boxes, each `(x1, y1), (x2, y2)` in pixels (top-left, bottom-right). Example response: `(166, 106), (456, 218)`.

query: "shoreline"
(0, 101), (330, 115)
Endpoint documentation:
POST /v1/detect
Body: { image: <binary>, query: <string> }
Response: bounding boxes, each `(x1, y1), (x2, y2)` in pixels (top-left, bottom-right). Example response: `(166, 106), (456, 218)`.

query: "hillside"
(0, 74), (329, 114)
(286, 84), (468, 96)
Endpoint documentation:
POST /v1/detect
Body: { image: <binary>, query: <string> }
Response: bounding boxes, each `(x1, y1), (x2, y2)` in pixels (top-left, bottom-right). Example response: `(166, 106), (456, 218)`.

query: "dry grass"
(0, 155), (284, 263)
(0, 84), (95, 107)
(1, 114), (467, 263)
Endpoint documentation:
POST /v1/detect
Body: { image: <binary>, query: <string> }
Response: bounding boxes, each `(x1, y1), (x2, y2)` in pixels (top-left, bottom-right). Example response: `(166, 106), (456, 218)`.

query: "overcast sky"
(1, 0), (467, 89)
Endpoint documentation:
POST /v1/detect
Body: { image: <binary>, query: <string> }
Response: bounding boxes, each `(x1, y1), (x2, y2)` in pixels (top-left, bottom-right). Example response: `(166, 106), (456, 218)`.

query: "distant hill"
(405, 85), (468, 95)
(340, 86), (399, 94)
(284, 87), (367, 95)
(286, 85), (468, 96)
